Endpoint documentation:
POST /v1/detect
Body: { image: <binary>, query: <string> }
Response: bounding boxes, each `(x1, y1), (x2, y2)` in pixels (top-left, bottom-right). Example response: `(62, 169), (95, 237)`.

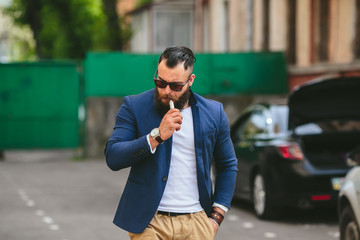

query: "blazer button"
(162, 176), (167, 182)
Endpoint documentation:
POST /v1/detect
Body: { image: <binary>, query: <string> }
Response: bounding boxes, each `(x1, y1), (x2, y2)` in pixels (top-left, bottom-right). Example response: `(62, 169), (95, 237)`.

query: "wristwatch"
(150, 128), (163, 144)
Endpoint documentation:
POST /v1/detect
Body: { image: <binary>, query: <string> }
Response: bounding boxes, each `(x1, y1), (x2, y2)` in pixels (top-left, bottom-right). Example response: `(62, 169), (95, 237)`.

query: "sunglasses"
(153, 70), (192, 92)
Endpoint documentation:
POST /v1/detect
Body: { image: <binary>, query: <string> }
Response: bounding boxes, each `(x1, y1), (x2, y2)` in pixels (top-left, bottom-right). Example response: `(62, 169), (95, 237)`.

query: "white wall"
(269, 0), (287, 51)
(131, 11), (150, 52)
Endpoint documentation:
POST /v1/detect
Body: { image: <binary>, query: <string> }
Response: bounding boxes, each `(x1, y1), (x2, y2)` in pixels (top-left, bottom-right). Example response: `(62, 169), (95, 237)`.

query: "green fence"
(84, 51), (288, 97)
(0, 62), (82, 149)
(0, 52), (287, 150)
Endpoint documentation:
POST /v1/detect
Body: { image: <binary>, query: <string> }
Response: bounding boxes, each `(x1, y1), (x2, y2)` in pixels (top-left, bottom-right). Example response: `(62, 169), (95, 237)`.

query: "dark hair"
(158, 46), (196, 70)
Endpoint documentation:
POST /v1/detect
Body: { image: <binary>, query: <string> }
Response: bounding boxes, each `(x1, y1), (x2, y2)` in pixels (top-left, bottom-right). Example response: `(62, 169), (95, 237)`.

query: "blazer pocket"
(202, 128), (216, 152)
(203, 128), (216, 137)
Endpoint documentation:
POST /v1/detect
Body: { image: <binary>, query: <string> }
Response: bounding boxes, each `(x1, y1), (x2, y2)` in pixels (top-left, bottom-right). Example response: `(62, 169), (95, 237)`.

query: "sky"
(0, 0), (11, 7)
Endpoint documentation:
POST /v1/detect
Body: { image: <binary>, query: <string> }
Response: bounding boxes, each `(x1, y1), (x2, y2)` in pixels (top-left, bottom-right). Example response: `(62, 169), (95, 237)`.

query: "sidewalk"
(0, 150), (129, 240)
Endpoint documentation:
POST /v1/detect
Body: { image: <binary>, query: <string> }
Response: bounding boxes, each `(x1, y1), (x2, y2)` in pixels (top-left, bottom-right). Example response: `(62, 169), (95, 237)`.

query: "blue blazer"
(105, 89), (238, 234)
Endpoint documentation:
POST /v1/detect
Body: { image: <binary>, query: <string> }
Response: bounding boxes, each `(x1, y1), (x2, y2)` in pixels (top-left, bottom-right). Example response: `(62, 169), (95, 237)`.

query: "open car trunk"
(297, 131), (360, 169)
(288, 76), (360, 169)
(288, 76), (360, 130)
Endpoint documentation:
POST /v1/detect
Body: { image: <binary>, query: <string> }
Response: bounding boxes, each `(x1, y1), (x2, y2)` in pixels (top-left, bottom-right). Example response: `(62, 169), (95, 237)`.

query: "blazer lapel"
(192, 104), (204, 175)
(191, 96), (212, 212)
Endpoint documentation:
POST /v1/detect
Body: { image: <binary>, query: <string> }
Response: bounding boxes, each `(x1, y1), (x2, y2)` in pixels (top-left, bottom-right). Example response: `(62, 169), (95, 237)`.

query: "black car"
(230, 76), (360, 219)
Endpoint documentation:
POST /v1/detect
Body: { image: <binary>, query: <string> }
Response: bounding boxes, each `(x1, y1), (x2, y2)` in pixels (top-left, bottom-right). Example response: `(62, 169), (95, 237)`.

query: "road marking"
(242, 222), (254, 229)
(264, 232), (277, 238)
(18, 189), (26, 196)
(36, 210), (45, 216)
(18, 189), (36, 207)
(27, 200), (35, 207)
(18, 189), (28, 200)
(227, 215), (240, 221)
(50, 224), (60, 231)
(43, 216), (54, 224)
(328, 231), (340, 238)
(17, 189), (63, 234)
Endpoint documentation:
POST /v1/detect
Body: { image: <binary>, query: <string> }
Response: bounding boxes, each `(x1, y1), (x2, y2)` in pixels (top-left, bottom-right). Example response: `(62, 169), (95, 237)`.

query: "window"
(202, 1), (210, 51)
(287, 0), (296, 64)
(233, 110), (268, 144)
(154, 10), (193, 52)
(243, 111), (267, 137)
(355, 0), (360, 59)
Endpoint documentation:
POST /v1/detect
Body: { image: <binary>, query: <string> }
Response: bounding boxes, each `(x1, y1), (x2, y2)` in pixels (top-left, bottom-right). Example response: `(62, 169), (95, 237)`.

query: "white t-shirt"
(146, 107), (229, 213)
(157, 107), (203, 213)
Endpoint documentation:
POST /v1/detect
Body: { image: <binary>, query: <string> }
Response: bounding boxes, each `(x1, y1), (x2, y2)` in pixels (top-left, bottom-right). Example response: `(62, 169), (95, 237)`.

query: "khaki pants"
(129, 211), (215, 240)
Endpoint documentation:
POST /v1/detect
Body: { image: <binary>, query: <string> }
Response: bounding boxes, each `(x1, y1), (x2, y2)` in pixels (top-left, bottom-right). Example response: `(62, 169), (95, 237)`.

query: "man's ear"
(189, 74), (195, 87)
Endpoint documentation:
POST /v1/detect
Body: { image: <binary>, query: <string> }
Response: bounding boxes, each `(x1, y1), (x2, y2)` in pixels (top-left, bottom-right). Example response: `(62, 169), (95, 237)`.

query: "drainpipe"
(246, 0), (254, 51)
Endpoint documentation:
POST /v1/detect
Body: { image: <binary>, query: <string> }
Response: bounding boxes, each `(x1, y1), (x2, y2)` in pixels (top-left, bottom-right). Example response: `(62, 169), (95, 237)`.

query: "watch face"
(151, 128), (159, 137)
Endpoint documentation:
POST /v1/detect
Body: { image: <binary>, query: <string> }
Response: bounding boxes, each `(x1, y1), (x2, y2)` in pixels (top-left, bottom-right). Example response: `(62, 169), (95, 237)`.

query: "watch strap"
(155, 136), (163, 144)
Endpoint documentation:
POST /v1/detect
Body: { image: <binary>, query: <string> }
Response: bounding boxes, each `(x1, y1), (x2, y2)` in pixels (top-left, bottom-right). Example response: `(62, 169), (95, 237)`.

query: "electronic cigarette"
(169, 100), (174, 109)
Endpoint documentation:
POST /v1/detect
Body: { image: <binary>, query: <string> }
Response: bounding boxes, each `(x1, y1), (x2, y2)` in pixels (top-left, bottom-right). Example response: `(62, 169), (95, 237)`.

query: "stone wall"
(86, 98), (124, 158)
(86, 94), (287, 158)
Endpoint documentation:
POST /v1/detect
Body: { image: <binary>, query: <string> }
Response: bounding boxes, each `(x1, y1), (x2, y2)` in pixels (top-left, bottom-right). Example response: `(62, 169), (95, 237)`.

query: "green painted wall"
(0, 52), (287, 149)
(84, 51), (288, 97)
(0, 62), (81, 149)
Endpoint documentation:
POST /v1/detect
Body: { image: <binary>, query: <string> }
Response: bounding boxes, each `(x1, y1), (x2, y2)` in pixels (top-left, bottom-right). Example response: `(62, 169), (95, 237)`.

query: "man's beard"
(155, 87), (191, 116)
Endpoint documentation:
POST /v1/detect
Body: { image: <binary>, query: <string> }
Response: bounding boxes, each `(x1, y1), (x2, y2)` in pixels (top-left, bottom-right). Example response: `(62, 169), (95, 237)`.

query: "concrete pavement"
(0, 150), (129, 240)
(0, 150), (340, 240)
(0, 150), (238, 240)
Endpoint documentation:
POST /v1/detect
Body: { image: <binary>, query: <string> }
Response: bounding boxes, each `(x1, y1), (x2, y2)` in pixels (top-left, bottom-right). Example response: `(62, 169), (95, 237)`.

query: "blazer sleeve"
(104, 96), (152, 171)
(212, 104), (238, 208)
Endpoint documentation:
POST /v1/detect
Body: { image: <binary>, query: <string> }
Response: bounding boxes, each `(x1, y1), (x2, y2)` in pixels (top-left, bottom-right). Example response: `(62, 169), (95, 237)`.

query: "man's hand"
(149, 109), (182, 150)
(159, 108), (183, 140)
(209, 207), (225, 236)
(208, 218), (219, 236)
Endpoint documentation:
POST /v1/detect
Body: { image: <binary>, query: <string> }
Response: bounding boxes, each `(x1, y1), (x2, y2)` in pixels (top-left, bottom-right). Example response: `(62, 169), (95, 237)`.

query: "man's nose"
(164, 85), (172, 95)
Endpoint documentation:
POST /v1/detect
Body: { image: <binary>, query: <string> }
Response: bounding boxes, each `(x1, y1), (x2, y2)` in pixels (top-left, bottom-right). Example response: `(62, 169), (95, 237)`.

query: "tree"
(102, 0), (123, 50)
(5, 0), (131, 59)
(5, 0), (43, 57)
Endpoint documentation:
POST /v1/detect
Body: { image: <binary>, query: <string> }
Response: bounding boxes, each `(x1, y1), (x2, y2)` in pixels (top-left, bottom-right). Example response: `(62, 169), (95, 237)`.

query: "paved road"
(0, 150), (340, 240)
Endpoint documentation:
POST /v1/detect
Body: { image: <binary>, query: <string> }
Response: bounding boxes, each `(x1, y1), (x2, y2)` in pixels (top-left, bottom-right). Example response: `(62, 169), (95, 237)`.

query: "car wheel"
(340, 205), (360, 240)
(251, 173), (276, 219)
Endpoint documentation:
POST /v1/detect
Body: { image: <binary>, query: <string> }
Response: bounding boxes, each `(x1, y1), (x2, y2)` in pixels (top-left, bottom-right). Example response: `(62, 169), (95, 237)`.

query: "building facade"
(127, 0), (360, 90)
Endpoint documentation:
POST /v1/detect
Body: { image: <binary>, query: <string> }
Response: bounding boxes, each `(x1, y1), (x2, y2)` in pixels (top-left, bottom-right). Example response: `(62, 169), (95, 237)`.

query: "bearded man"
(105, 46), (238, 240)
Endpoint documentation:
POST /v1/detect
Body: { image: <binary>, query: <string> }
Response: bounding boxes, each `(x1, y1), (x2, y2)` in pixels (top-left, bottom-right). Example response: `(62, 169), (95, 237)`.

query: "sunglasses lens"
(154, 80), (167, 88)
(154, 78), (186, 92)
(170, 84), (183, 91)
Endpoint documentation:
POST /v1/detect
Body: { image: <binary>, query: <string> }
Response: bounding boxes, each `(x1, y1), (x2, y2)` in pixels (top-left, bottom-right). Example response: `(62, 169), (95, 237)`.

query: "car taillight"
(277, 143), (304, 160)
(311, 195), (331, 201)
